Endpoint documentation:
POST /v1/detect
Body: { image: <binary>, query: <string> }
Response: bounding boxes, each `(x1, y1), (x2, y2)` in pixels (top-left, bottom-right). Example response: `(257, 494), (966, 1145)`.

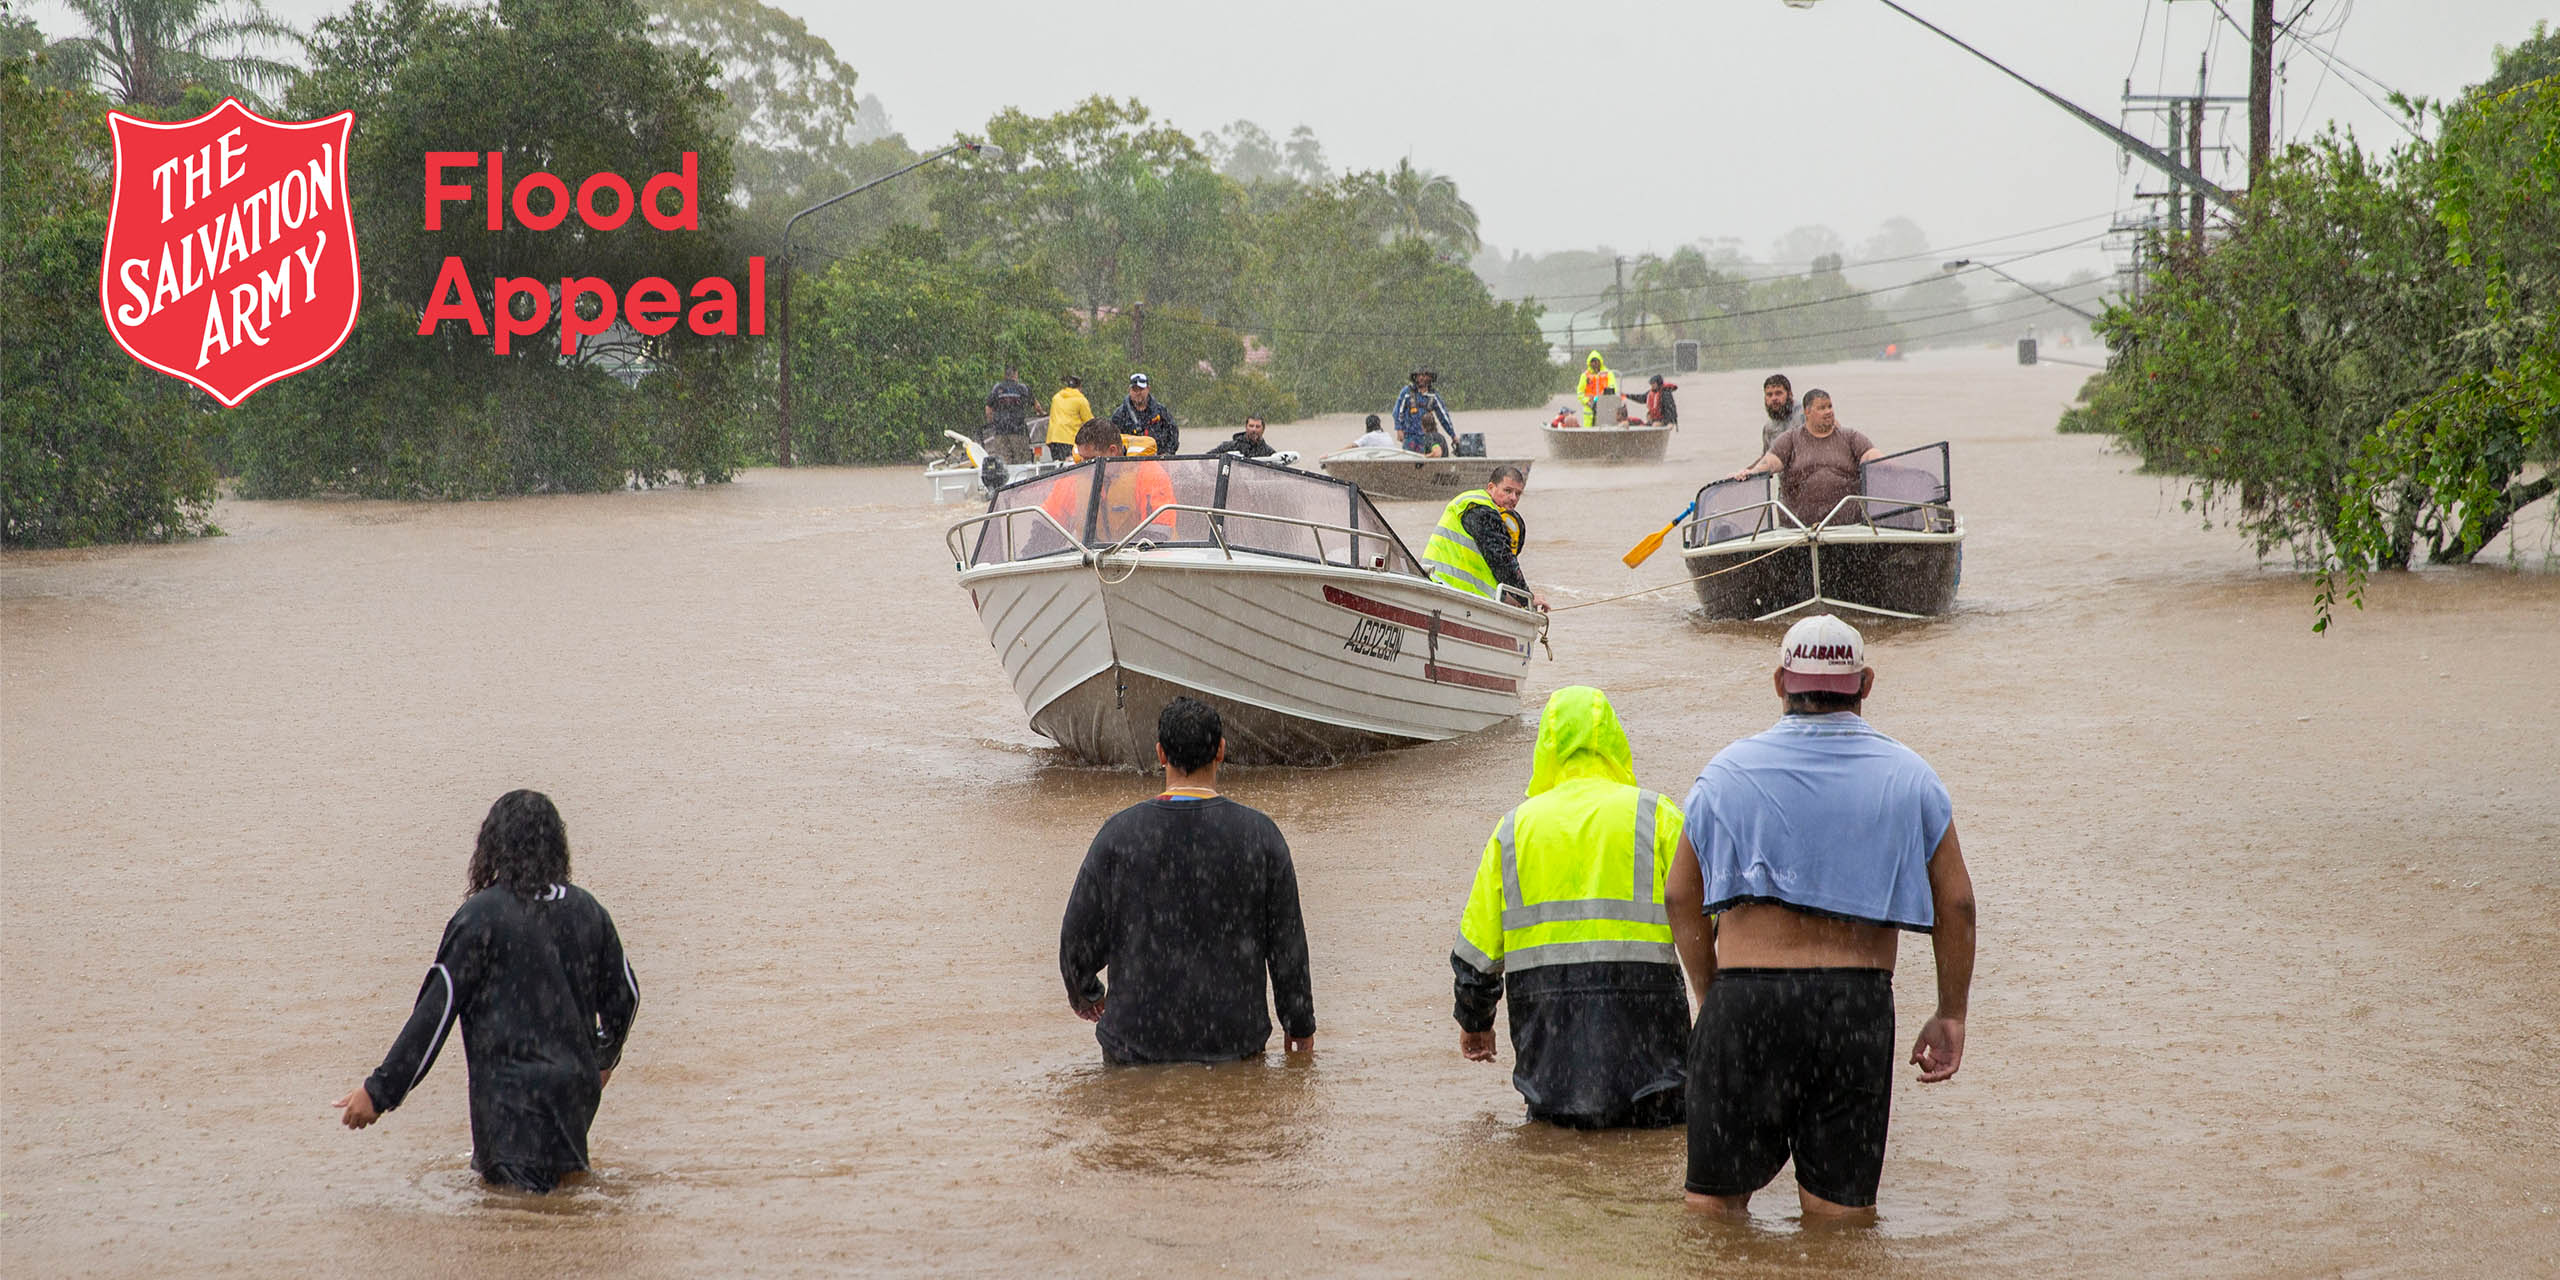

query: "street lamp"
(774, 140), (1005, 467)
(1943, 258), (2103, 323)
(1782, 0), (2239, 213)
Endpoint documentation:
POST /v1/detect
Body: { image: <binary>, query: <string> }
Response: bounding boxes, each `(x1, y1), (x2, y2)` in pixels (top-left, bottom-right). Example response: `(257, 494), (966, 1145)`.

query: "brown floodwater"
(5, 348), (2556, 1277)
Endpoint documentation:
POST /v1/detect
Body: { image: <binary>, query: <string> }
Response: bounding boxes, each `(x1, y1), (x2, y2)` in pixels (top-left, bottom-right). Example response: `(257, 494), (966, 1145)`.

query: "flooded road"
(6, 348), (2556, 1276)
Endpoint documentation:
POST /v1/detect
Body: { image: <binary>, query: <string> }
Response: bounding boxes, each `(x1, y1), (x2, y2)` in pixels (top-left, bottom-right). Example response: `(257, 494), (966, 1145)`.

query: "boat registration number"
(1342, 618), (1403, 662)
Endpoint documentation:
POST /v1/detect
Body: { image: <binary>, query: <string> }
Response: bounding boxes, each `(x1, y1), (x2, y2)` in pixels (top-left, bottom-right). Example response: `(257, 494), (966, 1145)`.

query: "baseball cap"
(1777, 613), (1866, 694)
(1128, 373), (1149, 387)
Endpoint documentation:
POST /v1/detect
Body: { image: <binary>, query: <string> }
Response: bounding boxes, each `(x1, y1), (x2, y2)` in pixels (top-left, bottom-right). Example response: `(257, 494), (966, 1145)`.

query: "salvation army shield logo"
(99, 100), (360, 406)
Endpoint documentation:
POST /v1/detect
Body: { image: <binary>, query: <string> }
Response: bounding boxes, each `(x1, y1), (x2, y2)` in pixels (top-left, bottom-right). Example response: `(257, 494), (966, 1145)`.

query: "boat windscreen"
(1856, 442), (1952, 531)
(971, 466), (1090, 566)
(1684, 474), (1783, 549)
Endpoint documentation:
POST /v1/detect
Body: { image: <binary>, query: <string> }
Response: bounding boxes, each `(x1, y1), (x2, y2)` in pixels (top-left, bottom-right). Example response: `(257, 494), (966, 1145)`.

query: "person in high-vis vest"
(1421, 466), (1545, 611)
(1451, 686), (1689, 1128)
(1576, 351), (1619, 426)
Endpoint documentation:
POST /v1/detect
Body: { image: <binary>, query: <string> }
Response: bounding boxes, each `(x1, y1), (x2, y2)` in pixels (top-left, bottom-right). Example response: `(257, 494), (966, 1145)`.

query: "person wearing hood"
(1449, 686), (1690, 1129)
(1576, 352), (1620, 427)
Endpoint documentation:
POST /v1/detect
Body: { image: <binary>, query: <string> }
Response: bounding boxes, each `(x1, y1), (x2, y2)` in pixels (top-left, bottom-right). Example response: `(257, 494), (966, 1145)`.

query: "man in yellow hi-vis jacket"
(1451, 686), (1689, 1128)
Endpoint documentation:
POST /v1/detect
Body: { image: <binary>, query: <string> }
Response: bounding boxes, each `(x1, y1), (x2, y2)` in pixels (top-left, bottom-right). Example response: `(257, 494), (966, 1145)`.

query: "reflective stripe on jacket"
(1455, 686), (1685, 976)
(1422, 489), (1515, 599)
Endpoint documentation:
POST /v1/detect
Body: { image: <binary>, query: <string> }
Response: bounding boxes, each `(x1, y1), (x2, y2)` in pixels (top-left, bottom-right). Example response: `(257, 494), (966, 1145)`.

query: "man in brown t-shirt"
(1727, 389), (1883, 526)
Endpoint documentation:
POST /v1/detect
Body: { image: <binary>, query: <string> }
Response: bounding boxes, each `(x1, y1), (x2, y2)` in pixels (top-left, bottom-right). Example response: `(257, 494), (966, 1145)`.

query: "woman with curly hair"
(334, 790), (640, 1193)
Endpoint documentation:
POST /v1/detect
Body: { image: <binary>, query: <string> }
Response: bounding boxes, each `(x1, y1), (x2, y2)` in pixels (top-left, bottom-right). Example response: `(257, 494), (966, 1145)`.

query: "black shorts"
(1684, 967), (1894, 1207)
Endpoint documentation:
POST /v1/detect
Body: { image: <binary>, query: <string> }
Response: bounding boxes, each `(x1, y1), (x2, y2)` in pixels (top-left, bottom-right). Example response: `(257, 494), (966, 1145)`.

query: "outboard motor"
(1456, 432), (1487, 458)
(978, 454), (1011, 494)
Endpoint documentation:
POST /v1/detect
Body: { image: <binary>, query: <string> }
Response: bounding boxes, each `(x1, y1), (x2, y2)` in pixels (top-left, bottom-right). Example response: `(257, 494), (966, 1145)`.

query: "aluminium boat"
(1675, 442), (1963, 621)
(948, 455), (1546, 767)
(1316, 446), (1534, 502)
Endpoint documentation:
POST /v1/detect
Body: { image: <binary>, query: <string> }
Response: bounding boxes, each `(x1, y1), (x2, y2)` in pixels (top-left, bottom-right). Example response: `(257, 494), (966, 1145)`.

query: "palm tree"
(47, 0), (301, 113)
(1348, 158), (1480, 258)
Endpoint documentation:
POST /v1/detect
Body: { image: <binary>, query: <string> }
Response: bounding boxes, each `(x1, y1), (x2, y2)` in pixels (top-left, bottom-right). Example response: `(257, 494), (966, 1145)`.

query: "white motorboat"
(1675, 442), (1964, 622)
(925, 429), (1073, 504)
(948, 455), (1546, 767)
(1316, 447), (1534, 502)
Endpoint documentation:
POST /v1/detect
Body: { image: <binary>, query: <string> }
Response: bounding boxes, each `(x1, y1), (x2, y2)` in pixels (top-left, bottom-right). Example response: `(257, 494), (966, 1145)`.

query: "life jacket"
(1422, 488), (1520, 599)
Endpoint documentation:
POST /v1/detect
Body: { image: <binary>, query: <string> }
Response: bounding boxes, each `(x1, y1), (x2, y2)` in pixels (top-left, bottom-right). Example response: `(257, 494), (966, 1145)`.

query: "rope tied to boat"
(1546, 545), (1794, 613)
(1091, 541), (1153, 586)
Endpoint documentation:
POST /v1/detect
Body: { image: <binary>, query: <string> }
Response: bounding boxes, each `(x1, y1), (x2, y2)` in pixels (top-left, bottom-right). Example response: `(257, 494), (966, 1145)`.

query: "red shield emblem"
(100, 100), (360, 407)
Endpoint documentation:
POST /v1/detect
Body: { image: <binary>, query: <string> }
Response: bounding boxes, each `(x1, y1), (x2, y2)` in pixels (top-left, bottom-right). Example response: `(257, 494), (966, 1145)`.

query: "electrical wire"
(1496, 209), (2123, 306)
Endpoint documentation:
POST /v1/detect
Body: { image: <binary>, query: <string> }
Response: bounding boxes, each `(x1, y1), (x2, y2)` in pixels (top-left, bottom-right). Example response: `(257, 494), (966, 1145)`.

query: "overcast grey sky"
(815, 0), (2538, 278)
(37, 0), (2546, 282)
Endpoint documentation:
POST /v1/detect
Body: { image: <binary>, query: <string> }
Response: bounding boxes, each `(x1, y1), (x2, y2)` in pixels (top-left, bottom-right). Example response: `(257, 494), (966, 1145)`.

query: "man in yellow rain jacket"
(1451, 686), (1689, 1128)
(1576, 351), (1619, 427)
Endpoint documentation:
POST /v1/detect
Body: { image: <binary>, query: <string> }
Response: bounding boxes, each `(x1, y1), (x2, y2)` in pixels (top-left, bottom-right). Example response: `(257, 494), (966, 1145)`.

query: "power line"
(1506, 209), (2123, 306)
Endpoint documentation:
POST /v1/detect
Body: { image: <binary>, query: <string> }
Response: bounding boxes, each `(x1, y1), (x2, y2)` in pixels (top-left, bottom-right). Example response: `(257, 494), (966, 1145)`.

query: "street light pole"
(1784, 0), (2241, 213)
(1943, 258), (2104, 323)
(774, 140), (1003, 467)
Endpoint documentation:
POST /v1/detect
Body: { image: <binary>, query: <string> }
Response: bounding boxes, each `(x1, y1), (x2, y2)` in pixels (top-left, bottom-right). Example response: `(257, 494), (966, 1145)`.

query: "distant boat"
(1676, 442), (1963, 621)
(1542, 422), (1673, 463)
(948, 455), (1545, 766)
(1316, 447), (1534, 502)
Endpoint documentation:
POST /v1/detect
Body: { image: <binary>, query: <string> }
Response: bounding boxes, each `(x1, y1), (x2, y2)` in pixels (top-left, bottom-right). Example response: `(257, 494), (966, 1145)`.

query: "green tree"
(1, 56), (215, 545)
(225, 0), (749, 497)
(642, 0), (921, 256)
(1347, 157), (1480, 259)
(41, 0), (300, 112)
(2318, 50), (2559, 624)
(788, 228), (1089, 464)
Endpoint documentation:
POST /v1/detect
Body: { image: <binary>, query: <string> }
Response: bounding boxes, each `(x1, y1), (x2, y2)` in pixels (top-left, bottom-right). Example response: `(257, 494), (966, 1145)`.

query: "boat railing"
(944, 504), (1088, 570)
(1093, 502), (1408, 570)
(1678, 493), (1961, 550)
(948, 501), (1422, 578)
(1678, 489), (1811, 550)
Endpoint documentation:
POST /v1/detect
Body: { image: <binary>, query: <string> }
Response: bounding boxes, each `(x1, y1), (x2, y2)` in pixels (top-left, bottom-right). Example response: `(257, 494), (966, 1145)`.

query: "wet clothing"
(986, 378), (1034, 434)
(1207, 431), (1277, 459)
(1683, 712), (1949, 932)
(1578, 354), (1619, 426)
(1392, 385), (1453, 453)
(1638, 381), (1679, 426)
(1060, 795), (1315, 1064)
(1046, 387), (1094, 448)
(1460, 504), (1529, 597)
(1352, 429), (1400, 450)
(983, 432), (1035, 465)
(1767, 424), (1876, 526)
(1761, 404), (1802, 454)
(1685, 968), (1895, 1207)
(1111, 395), (1179, 457)
(1453, 687), (1690, 1128)
(362, 884), (638, 1191)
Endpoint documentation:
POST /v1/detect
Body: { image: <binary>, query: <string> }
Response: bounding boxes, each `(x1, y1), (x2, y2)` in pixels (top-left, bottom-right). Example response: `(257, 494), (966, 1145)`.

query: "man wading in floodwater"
(1059, 698), (1316, 1063)
(1667, 615), (1975, 1222)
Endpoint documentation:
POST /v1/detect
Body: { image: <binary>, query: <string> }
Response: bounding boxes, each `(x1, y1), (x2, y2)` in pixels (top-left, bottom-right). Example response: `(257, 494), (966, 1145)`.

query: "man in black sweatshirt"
(1059, 698), (1316, 1063)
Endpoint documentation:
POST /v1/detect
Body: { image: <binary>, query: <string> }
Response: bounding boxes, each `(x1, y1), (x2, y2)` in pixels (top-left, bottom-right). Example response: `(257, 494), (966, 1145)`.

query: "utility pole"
(2249, 0), (2276, 191)
(2166, 100), (2186, 248)
(2189, 59), (2208, 247)
(1612, 255), (1630, 346)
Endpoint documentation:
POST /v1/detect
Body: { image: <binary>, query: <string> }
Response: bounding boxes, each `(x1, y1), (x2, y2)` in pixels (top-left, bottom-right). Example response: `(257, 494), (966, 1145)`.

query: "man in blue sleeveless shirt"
(1665, 614), (1976, 1221)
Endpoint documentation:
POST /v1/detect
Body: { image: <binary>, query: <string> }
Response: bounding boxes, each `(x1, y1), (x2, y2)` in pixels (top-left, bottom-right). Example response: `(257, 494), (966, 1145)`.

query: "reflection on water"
(1043, 1057), (1321, 1180)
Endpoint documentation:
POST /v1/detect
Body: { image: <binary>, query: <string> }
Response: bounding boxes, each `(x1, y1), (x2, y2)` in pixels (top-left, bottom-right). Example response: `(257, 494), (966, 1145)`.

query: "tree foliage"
(2063, 29), (2556, 616)
(642, 0), (921, 256)
(40, 0), (300, 112)
(220, 0), (749, 497)
(1, 55), (215, 545)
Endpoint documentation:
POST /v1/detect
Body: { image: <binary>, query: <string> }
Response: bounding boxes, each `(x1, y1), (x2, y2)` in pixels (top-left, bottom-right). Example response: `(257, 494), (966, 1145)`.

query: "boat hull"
(1542, 425), (1672, 463)
(1318, 455), (1535, 502)
(1683, 529), (1962, 622)
(964, 553), (1541, 767)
